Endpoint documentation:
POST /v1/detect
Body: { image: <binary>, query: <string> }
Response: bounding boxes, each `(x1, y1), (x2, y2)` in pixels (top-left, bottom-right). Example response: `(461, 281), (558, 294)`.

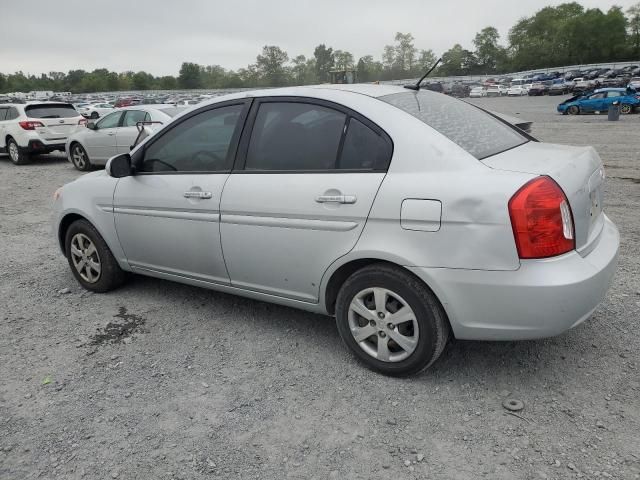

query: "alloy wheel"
(69, 233), (101, 283)
(8, 142), (19, 163)
(72, 145), (87, 169)
(348, 287), (419, 362)
(621, 104), (632, 114)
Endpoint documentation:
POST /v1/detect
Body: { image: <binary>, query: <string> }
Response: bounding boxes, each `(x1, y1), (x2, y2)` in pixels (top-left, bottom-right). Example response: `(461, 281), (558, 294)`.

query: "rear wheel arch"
(323, 258), (449, 326)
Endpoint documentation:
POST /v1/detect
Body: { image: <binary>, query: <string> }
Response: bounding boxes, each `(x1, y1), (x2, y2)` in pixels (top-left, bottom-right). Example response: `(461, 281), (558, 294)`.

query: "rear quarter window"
(381, 91), (527, 159)
(25, 104), (79, 119)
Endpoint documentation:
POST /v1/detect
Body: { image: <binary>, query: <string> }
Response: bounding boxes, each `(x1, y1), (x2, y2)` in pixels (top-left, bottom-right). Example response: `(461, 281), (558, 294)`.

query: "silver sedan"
(52, 85), (619, 376)
(65, 106), (177, 171)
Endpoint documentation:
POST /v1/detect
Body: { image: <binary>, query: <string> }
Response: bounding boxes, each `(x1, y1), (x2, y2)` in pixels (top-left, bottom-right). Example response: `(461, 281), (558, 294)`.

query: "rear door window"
(245, 102), (346, 171)
(123, 110), (151, 127)
(381, 91), (527, 159)
(24, 104), (79, 119)
(0, 108), (7, 121)
(339, 118), (392, 170)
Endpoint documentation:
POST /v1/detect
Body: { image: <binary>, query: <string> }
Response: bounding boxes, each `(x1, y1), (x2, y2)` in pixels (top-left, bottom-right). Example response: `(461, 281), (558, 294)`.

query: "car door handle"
(184, 191), (213, 199)
(315, 195), (357, 204)
(106, 132), (116, 136)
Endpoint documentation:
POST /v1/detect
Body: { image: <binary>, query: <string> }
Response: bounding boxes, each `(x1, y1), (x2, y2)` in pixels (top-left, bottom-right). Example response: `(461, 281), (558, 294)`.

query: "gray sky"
(1, 0), (637, 76)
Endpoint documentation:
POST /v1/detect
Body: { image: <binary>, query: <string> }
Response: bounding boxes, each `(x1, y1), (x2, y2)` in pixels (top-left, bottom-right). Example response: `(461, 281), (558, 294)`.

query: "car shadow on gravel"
(120, 275), (573, 381)
(0, 153), (68, 166)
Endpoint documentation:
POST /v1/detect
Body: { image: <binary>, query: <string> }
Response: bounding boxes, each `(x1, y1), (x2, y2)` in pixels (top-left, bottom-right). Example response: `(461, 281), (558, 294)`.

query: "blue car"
(558, 88), (640, 115)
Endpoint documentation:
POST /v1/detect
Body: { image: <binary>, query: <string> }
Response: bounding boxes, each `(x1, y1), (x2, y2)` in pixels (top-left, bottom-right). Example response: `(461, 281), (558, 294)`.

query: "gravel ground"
(1, 95), (639, 480)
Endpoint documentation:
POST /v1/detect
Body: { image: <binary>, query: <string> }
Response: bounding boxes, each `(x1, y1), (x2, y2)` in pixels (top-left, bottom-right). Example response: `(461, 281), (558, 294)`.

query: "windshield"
(380, 90), (527, 159)
(25, 104), (79, 119)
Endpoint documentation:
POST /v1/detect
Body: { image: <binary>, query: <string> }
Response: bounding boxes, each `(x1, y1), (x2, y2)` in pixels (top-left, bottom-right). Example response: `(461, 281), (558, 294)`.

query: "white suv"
(0, 102), (85, 165)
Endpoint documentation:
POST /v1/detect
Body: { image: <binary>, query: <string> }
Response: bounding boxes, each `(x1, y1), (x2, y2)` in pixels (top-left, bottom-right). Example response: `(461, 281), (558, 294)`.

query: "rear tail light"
(78, 118), (87, 126)
(18, 121), (44, 130)
(508, 176), (575, 259)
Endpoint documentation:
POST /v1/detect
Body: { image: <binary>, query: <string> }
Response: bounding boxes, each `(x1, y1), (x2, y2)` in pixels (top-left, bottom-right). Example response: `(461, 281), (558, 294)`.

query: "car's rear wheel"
(7, 138), (30, 165)
(90, 111), (99, 119)
(70, 143), (92, 171)
(335, 264), (450, 376)
(567, 105), (580, 115)
(64, 219), (127, 292)
(620, 104), (632, 115)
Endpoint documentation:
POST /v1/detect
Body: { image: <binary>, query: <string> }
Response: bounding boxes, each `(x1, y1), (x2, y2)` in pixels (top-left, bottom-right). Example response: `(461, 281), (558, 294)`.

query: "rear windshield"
(380, 91), (527, 159)
(25, 104), (79, 119)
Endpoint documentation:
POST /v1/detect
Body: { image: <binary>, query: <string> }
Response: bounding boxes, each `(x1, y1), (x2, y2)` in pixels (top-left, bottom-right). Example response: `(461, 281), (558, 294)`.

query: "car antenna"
(404, 58), (442, 91)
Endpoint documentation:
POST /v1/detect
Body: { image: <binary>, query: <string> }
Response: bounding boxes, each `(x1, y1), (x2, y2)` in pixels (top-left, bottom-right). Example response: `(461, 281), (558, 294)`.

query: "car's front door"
(113, 100), (249, 285)
(116, 110), (151, 154)
(220, 98), (393, 302)
(581, 92), (606, 112)
(84, 111), (122, 161)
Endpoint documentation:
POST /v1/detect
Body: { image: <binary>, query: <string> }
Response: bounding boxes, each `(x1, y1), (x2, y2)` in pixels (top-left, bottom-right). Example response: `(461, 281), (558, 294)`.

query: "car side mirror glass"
(106, 153), (133, 178)
(86, 121), (97, 130)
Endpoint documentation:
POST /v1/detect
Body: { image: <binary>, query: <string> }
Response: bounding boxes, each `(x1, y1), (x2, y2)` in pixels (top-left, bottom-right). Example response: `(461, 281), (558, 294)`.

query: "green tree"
(291, 55), (308, 85)
(255, 45), (289, 86)
(473, 27), (506, 73)
(178, 62), (203, 89)
(313, 44), (334, 83)
(333, 50), (354, 70)
(629, 3), (640, 58)
(394, 32), (417, 73)
(356, 55), (382, 82)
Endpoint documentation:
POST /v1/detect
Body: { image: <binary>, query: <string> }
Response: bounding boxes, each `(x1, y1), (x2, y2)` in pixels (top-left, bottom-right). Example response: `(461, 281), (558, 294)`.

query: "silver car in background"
(65, 106), (182, 171)
(52, 85), (619, 376)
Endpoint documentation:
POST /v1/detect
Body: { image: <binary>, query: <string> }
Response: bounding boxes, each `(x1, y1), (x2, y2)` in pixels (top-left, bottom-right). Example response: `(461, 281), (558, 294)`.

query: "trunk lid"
(483, 142), (605, 253)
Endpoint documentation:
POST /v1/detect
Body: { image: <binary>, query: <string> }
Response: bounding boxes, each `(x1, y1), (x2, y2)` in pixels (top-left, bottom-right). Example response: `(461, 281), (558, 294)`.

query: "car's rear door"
(219, 97), (393, 302)
(83, 111), (123, 161)
(113, 100), (250, 284)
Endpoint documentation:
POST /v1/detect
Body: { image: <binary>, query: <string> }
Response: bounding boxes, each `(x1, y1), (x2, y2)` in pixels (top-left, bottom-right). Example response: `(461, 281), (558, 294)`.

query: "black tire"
(70, 143), (92, 171)
(335, 263), (450, 376)
(567, 105), (580, 115)
(64, 219), (127, 293)
(620, 104), (632, 115)
(6, 138), (30, 165)
(90, 111), (99, 119)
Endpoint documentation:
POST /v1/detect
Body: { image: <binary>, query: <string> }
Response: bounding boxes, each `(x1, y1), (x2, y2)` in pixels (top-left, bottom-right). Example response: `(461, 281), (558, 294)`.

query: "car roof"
(594, 88), (627, 92)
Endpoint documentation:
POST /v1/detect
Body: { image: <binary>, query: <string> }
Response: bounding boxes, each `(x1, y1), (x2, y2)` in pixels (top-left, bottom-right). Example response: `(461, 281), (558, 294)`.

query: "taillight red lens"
(508, 176), (575, 259)
(78, 118), (87, 126)
(18, 121), (44, 130)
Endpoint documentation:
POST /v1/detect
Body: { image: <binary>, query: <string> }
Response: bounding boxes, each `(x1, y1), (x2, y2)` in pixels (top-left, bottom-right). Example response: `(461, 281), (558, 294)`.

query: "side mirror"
(106, 153), (133, 178)
(86, 121), (97, 130)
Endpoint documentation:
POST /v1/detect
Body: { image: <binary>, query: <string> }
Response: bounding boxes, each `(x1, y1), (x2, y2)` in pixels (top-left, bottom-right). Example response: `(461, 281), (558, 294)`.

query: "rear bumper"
(20, 140), (66, 154)
(408, 215), (619, 340)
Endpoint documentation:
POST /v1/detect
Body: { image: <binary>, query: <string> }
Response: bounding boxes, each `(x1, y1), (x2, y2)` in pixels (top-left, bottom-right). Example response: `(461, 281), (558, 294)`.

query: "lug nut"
(369, 320), (376, 327)
(377, 312), (385, 319)
(379, 331), (386, 338)
(387, 323), (394, 330)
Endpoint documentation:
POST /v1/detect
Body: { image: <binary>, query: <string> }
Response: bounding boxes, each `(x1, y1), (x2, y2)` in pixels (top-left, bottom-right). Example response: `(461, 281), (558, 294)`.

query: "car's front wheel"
(64, 219), (127, 292)
(335, 264), (450, 376)
(6, 138), (30, 165)
(70, 143), (92, 171)
(567, 105), (580, 115)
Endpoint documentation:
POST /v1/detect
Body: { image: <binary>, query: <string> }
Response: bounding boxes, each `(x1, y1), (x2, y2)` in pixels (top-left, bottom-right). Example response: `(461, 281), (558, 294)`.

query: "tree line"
(2, 1), (640, 94)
